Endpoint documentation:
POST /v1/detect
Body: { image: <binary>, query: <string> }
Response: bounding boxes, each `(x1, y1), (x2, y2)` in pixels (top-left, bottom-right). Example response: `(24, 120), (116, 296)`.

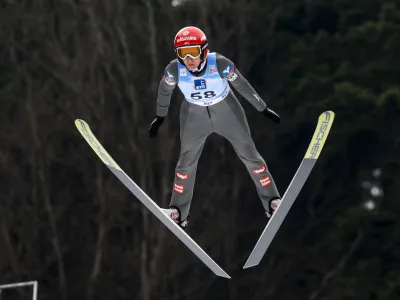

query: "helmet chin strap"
(190, 59), (207, 72)
(187, 49), (208, 74)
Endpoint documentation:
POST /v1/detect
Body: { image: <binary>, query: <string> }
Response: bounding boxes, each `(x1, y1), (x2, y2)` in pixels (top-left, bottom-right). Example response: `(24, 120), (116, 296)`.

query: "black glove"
(149, 116), (165, 137)
(262, 108), (281, 124)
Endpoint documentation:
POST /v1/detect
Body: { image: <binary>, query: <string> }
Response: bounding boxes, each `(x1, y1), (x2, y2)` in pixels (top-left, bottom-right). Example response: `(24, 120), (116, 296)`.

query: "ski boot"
(162, 207), (189, 229)
(266, 198), (281, 218)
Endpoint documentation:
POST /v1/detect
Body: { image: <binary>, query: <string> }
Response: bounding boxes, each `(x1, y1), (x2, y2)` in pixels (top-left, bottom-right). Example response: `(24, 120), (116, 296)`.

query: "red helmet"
(174, 26), (209, 62)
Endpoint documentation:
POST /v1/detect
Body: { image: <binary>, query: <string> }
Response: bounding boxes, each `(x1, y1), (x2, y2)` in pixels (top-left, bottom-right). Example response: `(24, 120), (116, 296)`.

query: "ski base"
(75, 119), (230, 279)
(243, 111), (335, 269)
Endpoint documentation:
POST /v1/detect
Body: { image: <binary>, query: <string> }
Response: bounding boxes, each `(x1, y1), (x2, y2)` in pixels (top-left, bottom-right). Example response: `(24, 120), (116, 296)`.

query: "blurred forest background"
(1, 0), (400, 299)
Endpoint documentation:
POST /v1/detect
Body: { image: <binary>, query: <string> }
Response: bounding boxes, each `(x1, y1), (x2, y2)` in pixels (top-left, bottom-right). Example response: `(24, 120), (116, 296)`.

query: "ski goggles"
(176, 45), (202, 59)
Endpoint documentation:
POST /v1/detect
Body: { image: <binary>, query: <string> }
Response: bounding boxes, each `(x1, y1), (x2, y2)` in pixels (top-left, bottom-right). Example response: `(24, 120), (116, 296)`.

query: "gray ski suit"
(155, 52), (281, 221)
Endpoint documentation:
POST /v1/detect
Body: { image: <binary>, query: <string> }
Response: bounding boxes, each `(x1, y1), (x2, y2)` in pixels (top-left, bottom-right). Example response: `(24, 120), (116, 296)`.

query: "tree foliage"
(0, 0), (399, 299)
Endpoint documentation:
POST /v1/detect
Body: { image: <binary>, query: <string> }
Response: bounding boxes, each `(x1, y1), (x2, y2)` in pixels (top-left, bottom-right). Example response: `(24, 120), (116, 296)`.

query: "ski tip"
(322, 110), (335, 115)
(74, 119), (88, 127)
(304, 110), (335, 160)
(74, 119), (122, 171)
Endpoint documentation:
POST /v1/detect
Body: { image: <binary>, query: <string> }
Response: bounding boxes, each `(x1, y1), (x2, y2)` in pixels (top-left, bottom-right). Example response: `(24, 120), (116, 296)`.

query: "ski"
(243, 111), (335, 269)
(75, 119), (231, 279)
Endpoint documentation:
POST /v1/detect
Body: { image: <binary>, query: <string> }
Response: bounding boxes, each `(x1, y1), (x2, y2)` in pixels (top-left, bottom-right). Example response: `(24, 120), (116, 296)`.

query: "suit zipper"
(206, 106), (211, 118)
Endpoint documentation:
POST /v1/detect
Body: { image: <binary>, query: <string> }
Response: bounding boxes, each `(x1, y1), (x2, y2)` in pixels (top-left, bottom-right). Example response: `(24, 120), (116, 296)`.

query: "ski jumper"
(156, 52), (280, 220)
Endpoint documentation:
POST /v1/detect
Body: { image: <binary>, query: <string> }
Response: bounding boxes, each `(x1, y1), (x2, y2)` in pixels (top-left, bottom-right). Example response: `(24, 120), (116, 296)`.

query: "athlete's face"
(183, 56), (201, 71)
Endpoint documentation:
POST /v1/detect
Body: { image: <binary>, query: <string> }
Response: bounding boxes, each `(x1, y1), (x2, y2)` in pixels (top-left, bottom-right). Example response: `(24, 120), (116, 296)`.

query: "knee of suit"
(176, 162), (199, 173)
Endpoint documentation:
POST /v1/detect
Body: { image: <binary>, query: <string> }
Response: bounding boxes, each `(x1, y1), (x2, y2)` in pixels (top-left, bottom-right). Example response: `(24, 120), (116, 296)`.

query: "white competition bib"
(177, 53), (230, 106)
